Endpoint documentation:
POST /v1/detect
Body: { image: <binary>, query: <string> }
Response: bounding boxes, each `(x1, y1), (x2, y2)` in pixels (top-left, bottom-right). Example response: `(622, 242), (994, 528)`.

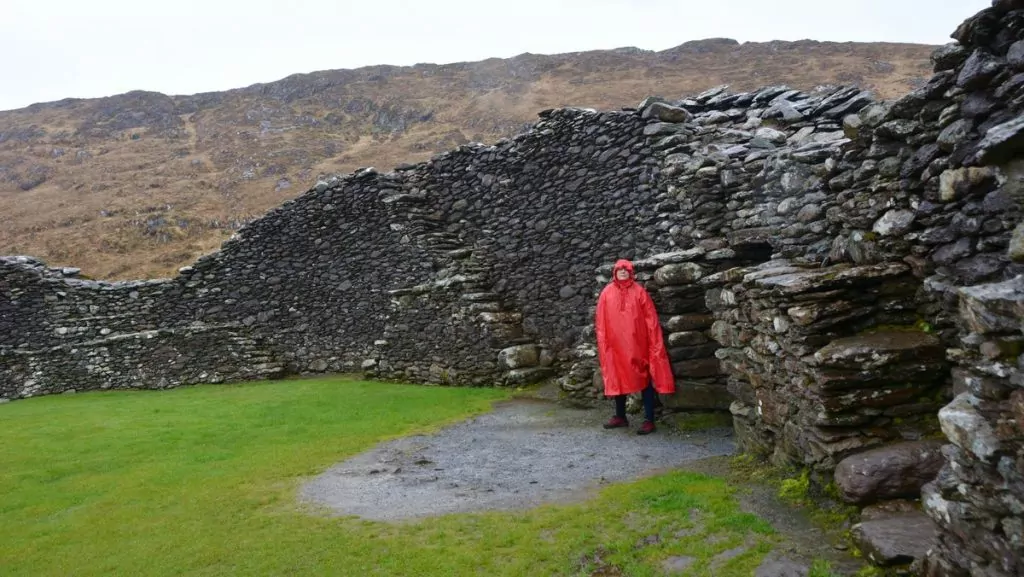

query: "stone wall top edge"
(0, 256), (176, 290)
(0, 79), (916, 290)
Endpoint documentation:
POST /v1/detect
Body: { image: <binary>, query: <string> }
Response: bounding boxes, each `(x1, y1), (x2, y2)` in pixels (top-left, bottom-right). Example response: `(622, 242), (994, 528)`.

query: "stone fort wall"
(3, 1), (1024, 574)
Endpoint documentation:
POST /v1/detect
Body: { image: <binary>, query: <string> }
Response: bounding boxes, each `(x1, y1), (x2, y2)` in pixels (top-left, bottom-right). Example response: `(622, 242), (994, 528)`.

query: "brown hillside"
(0, 39), (936, 279)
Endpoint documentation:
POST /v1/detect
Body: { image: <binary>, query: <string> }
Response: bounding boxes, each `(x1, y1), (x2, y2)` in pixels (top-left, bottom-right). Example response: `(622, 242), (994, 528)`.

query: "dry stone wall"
(918, 277), (1024, 577)
(1, 81), (883, 403)
(560, 81), (878, 411)
(3, 2), (1024, 573)
(709, 262), (949, 471)
(1, 108), (676, 395)
(700, 1), (1024, 574)
(913, 3), (1024, 575)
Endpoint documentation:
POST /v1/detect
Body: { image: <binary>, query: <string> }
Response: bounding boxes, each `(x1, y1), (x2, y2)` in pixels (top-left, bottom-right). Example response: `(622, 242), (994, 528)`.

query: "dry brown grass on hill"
(0, 40), (936, 280)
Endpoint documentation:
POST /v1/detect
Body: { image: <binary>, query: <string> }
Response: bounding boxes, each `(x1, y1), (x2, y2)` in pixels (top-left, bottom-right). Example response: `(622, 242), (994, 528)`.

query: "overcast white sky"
(1, 0), (991, 111)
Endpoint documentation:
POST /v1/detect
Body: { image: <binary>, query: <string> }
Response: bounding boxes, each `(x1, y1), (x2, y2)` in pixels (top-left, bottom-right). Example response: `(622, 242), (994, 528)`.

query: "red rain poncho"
(595, 259), (676, 396)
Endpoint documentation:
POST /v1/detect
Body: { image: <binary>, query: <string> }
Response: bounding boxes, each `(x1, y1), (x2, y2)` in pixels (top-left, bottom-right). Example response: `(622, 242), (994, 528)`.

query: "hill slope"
(0, 38), (936, 279)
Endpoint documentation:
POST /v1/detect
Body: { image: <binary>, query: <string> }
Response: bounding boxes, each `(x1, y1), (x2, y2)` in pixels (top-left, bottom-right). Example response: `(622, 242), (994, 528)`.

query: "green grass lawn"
(0, 377), (774, 576)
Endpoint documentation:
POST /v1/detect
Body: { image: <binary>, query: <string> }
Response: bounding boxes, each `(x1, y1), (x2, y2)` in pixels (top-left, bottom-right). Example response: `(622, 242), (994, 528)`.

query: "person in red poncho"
(595, 259), (675, 435)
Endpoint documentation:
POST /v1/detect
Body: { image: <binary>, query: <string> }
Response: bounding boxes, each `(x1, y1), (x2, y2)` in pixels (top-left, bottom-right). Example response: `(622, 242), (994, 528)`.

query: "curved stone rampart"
(3, 3), (1024, 573)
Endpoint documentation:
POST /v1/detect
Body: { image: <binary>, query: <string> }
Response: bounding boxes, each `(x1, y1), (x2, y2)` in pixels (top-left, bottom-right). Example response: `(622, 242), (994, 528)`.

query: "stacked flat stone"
(710, 260), (948, 469)
(915, 277), (1024, 577)
(648, 82), (869, 262)
(911, 2), (1024, 574)
(1, 107), (670, 395)
(560, 248), (751, 410)
(368, 108), (665, 385)
(557, 81), (878, 408)
(0, 256), (283, 399)
(825, 0), (1024, 327)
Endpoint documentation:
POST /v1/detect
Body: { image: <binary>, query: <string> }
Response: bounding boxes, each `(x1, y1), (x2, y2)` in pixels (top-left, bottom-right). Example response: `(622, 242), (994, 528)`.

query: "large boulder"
(834, 440), (946, 505)
(654, 263), (704, 286)
(498, 345), (540, 369)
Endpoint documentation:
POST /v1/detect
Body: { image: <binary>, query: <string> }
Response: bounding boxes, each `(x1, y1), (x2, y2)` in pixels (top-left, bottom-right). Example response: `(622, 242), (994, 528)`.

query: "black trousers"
(614, 381), (656, 422)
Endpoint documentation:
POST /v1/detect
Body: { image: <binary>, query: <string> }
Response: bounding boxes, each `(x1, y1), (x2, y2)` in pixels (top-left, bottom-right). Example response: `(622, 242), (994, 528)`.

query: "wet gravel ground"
(300, 398), (736, 521)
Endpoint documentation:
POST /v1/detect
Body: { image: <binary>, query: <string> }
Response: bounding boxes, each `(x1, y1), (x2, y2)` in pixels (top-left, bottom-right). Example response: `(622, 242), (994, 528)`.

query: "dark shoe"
(603, 416), (629, 429)
(637, 421), (656, 435)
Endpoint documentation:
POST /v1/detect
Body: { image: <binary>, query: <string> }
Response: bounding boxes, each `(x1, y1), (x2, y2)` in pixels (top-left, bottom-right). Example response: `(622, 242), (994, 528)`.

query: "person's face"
(615, 268), (630, 281)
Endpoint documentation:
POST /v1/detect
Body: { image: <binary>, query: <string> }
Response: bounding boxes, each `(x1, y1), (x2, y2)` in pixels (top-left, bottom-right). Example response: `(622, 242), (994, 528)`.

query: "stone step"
(401, 221), (436, 231)
(454, 274), (485, 284)
(425, 241), (462, 248)
(477, 311), (522, 324)
(446, 248), (473, 259)
(461, 292), (499, 302)
(668, 343), (720, 362)
(810, 361), (946, 393)
(251, 362), (286, 373)
(671, 358), (722, 379)
(746, 263), (911, 295)
(421, 232), (461, 241)
(811, 331), (945, 371)
(387, 274), (486, 296)
(851, 510), (938, 567)
(504, 367), (553, 386)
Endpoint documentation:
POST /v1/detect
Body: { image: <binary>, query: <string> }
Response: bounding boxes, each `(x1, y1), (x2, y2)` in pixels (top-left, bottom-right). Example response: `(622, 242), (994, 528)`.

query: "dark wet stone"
(957, 50), (1003, 91)
(834, 441), (946, 505)
(851, 511), (938, 566)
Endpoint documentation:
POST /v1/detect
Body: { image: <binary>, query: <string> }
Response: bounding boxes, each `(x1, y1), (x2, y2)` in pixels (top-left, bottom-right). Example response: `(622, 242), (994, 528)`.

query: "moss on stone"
(779, 469), (811, 503)
(809, 558), (842, 577)
(730, 454), (863, 567)
(823, 481), (842, 500)
(914, 318), (935, 333)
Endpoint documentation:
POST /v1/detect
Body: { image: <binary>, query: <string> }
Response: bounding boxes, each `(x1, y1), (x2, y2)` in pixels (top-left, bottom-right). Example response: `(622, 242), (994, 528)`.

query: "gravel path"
(300, 397), (735, 521)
